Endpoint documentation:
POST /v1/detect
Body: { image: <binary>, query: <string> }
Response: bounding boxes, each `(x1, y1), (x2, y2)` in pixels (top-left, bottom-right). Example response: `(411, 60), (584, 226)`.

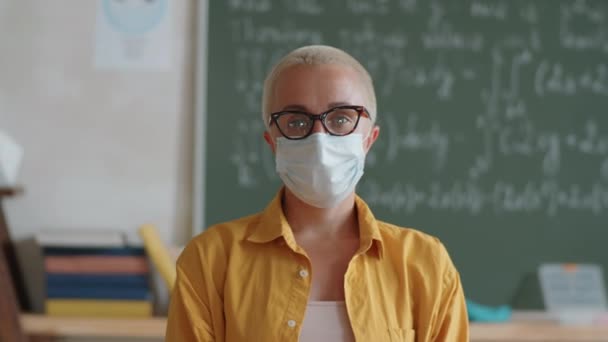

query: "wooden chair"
(0, 187), (27, 342)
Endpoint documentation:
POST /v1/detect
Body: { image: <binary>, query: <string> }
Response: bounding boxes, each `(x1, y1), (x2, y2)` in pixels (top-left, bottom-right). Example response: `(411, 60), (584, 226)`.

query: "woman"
(166, 45), (468, 342)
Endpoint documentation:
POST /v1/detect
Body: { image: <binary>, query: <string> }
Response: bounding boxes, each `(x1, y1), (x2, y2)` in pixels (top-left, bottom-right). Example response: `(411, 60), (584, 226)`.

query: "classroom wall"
(0, 0), (197, 246)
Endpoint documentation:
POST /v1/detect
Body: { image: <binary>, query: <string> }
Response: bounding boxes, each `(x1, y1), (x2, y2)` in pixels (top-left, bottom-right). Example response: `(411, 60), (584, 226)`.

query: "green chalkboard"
(200, 0), (608, 307)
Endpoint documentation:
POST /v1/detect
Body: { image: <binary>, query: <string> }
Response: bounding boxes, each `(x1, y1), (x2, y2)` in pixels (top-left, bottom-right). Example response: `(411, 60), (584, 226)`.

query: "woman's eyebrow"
(327, 101), (352, 108)
(280, 104), (309, 112)
(281, 102), (353, 112)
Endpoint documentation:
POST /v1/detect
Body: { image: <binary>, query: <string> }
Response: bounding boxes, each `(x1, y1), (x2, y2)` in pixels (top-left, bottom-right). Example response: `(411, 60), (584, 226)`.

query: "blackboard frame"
(193, 0), (209, 236)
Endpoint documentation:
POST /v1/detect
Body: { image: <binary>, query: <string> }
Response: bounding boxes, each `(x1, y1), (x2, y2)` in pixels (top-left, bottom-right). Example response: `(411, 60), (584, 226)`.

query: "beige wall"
(0, 0), (197, 246)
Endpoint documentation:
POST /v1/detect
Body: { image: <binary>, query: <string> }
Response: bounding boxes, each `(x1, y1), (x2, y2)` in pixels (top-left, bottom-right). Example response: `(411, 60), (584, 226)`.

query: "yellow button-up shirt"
(166, 190), (468, 341)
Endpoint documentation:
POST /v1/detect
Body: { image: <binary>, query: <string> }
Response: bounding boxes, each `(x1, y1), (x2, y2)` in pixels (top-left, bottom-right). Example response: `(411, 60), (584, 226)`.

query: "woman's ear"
(263, 131), (276, 154)
(364, 125), (380, 153)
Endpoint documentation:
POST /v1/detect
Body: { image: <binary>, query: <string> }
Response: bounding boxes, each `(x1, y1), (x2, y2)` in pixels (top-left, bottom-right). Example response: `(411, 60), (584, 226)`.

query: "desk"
(21, 312), (608, 341)
(470, 322), (608, 341)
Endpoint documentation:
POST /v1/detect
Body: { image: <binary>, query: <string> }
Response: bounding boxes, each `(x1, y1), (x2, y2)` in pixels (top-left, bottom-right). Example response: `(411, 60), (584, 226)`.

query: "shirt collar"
(354, 195), (384, 259)
(245, 188), (384, 259)
(245, 188), (297, 247)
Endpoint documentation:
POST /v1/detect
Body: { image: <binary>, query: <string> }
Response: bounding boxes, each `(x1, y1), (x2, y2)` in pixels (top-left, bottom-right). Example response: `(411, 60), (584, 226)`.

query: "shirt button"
(299, 269), (309, 278)
(287, 320), (297, 328)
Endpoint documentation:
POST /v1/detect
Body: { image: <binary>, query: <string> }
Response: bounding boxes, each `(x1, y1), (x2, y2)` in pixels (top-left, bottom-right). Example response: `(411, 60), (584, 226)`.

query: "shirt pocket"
(387, 328), (415, 342)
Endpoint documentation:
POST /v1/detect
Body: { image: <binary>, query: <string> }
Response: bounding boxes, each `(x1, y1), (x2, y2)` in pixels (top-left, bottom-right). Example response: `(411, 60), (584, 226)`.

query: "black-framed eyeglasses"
(268, 105), (370, 140)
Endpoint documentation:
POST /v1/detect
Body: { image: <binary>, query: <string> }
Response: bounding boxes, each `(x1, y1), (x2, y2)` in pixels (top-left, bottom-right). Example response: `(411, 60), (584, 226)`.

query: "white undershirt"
(299, 301), (356, 342)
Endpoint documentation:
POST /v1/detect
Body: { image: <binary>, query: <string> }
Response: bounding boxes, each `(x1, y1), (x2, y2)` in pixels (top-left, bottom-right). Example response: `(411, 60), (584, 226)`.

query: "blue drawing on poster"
(102, 0), (167, 35)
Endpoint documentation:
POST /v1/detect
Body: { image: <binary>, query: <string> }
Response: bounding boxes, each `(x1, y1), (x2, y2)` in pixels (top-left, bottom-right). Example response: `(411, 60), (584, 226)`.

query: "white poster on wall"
(94, 0), (172, 70)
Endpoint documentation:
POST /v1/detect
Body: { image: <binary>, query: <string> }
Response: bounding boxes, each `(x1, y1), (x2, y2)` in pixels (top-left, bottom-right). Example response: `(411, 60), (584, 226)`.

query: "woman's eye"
(336, 116), (351, 125)
(328, 115), (352, 126)
(287, 119), (308, 128)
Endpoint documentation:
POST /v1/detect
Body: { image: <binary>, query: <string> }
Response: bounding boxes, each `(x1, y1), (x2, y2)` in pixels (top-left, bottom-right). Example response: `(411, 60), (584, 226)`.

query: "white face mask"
(275, 133), (366, 208)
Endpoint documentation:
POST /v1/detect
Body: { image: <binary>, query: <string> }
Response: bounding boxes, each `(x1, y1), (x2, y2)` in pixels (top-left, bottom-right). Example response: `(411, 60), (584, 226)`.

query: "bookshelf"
(20, 312), (608, 341)
(0, 186), (26, 342)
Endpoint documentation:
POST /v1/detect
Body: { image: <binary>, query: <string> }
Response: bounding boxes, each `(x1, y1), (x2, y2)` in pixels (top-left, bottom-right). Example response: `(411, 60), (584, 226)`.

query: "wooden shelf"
(0, 186), (23, 197)
(21, 314), (167, 338)
(21, 313), (608, 341)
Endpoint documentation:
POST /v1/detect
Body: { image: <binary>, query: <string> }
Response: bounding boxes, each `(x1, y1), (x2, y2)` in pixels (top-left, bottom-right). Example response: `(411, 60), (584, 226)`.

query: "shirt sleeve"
(431, 264), (469, 341)
(165, 237), (225, 342)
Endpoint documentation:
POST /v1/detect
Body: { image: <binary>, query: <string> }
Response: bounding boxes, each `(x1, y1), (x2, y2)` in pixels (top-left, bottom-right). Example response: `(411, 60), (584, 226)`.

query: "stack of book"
(37, 230), (153, 318)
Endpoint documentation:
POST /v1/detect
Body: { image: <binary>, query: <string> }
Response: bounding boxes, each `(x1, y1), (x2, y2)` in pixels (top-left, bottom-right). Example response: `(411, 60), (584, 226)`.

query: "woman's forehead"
(271, 64), (368, 112)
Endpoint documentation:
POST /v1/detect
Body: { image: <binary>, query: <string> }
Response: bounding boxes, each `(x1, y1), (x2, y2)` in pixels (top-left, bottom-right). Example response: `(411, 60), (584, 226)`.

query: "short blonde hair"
(262, 45), (377, 129)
